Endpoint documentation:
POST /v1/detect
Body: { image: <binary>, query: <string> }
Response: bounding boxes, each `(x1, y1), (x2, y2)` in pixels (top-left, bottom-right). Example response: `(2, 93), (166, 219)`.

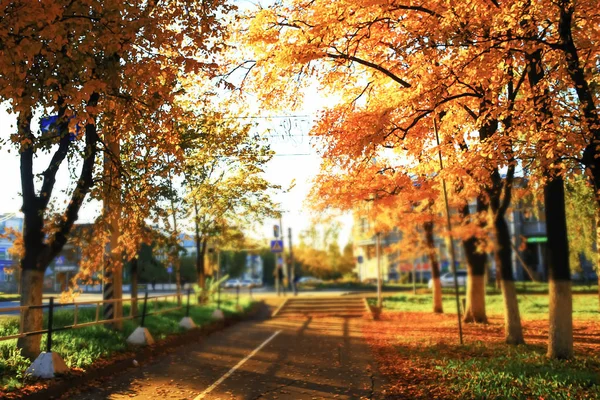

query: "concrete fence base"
(126, 327), (155, 346)
(178, 317), (196, 330)
(211, 309), (224, 320)
(26, 352), (69, 379)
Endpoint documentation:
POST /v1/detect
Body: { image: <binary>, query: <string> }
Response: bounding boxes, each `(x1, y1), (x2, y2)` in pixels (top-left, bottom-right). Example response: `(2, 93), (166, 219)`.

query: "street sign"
(270, 240), (284, 253)
(357, 255), (364, 264)
(167, 266), (173, 273)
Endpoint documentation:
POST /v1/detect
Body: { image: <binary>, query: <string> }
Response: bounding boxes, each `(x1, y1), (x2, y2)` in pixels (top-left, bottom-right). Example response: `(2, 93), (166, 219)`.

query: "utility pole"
(288, 227), (296, 295)
(413, 258), (417, 295)
(434, 114), (463, 345)
(103, 135), (123, 330)
(279, 215), (287, 289)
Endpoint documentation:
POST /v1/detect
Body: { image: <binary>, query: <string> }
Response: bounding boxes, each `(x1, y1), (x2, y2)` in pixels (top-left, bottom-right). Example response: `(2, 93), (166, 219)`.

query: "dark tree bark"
(461, 197), (488, 323)
(527, 44), (573, 359)
(130, 257), (139, 317)
(480, 100), (524, 345)
(17, 94), (100, 359)
(544, 176), (573, 358)
(194, 201), (208, 302)
(423, 221), (443, 313)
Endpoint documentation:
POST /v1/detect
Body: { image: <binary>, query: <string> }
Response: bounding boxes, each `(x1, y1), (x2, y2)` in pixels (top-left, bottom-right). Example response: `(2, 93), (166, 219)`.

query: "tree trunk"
(16, 96), (99, 357)
(495, 215), (525, 345)
(424, 221), (443, 313)
(169, 192), (181, 306)
(596, 213), (600, 311)
(545, 176), (573, 359)
(461, 199), (488, 323)
(17, 269), (44, 359)
(130, 257), (138, 317)
(171, 249), (182, 306)
(175, 258), (182, 306)
(195, 231), (207, 303)
(525, 43), (574, 357)
(103, 137), (123, 330)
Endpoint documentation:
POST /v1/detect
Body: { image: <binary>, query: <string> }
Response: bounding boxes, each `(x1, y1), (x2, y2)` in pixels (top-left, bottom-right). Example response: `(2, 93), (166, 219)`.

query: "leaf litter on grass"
(362, 311), (600, 399)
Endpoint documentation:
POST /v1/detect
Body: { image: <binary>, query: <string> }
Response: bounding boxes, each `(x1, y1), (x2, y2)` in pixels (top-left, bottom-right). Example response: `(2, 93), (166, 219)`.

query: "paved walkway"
(62, 313), (381, 399)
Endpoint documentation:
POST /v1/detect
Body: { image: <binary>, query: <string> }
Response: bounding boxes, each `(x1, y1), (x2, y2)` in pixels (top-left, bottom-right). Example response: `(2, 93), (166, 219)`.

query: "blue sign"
(41, 115), (59, 133)
(167, 267), (173, 274)
(270, 240), (284, 253)
(357, 255), (364, 264)
(41, 114), (79, 140)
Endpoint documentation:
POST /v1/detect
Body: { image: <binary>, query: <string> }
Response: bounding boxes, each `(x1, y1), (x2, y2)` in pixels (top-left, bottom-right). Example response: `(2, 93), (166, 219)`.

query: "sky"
(0, 93), (353, 249)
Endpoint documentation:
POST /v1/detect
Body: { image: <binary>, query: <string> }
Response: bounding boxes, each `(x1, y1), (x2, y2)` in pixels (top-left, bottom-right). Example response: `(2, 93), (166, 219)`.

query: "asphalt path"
(62, 312), (381, 399)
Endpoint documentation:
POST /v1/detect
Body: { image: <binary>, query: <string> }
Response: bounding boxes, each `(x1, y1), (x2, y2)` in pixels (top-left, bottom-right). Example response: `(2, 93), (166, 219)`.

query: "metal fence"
(0, 285), (254, 353)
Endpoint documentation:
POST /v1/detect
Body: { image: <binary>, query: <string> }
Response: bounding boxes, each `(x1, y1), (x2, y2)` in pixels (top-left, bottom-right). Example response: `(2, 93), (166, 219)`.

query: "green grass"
(316, 280), (598, 295)
(375, 292), (599, 319)
(397, 341), (600, 399)
(0, 294), (256, 391)
(0, 293), (20, 302)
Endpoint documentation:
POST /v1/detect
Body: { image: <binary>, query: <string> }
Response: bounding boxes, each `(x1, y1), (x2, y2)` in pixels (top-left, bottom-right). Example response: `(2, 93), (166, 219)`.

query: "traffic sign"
(270, 240), (284, 253)
(357, 255), (364, 264)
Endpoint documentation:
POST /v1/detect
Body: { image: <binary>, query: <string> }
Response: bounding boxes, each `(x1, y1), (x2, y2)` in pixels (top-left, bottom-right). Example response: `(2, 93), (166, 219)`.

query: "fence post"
(25, 296), (69, 378)
(178, 288), (196, 329)
(236, 286), (240, 308)
(140, 292), (149, 328)
(126, 291), (154, 345)
(186, 288), (191, 317)
(47, 297), (54, 353)
(217, 284), (221, 310)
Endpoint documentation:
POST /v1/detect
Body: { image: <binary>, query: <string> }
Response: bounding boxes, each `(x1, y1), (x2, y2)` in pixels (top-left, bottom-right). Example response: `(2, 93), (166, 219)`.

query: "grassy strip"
(373, 292), (599, 319)
(399, 340), (600, 399)
(315, 280), (598, 294)
(0, 294), (255, 391)
(0, 293), (20, 302)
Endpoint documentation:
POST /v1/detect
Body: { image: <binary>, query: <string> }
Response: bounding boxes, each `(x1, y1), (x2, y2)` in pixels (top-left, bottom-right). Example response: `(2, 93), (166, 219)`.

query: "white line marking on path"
(194, 330), (282, 399)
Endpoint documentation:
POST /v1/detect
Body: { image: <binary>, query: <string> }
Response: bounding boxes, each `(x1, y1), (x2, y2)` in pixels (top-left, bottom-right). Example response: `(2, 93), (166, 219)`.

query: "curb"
(271, 298), (288, 317)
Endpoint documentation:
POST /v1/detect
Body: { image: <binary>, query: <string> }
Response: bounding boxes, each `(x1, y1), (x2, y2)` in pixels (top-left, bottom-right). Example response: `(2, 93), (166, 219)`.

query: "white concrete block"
(179, 316), (196, 329)
(126, 326), (155, 346)
(26, 352), (69, 379)
(211, 308), (224, 320)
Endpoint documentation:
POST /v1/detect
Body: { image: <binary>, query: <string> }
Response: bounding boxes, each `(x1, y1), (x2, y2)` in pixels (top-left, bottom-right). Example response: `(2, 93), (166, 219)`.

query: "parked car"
(224, 279), (241, 288)
(240, 279), (254, 288)
(251, 279), (263, 287)
(297, 276), (323, 286)
(428, 271), (468, 289)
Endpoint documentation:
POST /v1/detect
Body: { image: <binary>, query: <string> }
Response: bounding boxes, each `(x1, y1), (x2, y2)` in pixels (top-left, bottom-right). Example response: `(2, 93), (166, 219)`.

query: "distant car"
(297, 277), (323, 286)
(240, 279), (254, 288)
(428, 271), (468, 289)
(224, 279), (241, 288)
(251, 279), (263, 287)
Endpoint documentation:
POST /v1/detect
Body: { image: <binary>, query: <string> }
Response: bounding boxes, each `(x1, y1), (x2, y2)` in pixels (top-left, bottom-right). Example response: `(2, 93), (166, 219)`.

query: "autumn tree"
(176, 113), (280, 296)
(0, 0), (235, 358)
(242, 0), (540, 344)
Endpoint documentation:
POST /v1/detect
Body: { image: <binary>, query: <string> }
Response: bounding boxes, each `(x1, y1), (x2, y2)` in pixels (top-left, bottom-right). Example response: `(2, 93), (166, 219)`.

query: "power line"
(272, 153), (314, 157)
(221, 114), (314, 120)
